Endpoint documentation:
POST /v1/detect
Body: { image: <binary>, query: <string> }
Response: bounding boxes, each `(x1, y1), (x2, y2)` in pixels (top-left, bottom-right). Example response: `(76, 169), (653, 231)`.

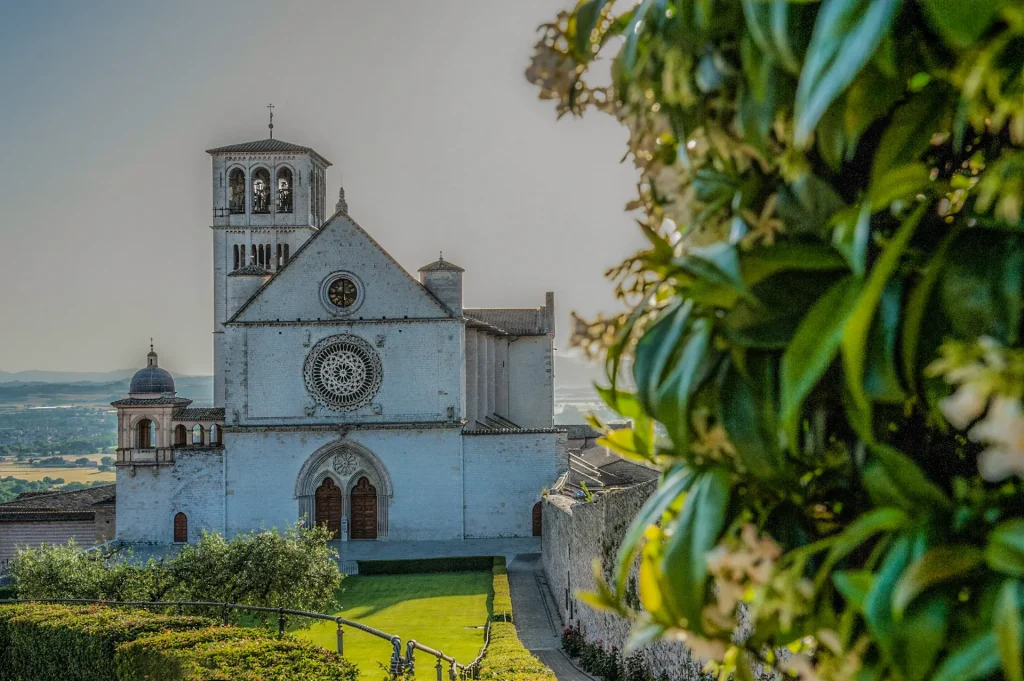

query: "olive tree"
(527, 2), (1024, 680)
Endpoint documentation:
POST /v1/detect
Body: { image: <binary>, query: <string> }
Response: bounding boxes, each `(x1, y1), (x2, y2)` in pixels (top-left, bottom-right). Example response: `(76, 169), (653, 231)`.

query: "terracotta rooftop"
(465, 308), (547, 336)
(0, 485), (115, 523)
(173, 407), (225, 421)
(205, 138), (331, 166)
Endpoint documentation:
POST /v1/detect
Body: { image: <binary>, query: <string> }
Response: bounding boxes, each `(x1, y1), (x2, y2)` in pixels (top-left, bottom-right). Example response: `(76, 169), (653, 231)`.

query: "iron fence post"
(436, 657), (443, 681)
(336, 619), (344, 655)
(278, 608), (286, 638)
(221, 603), (229, 626)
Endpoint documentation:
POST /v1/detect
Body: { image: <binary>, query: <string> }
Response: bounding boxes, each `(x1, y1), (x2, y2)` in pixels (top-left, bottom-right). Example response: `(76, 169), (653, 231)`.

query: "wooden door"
(532, 502), (543, 536)
(315, 478), (342, 540)
(350, 477), (377, 540)
(173, 512), (188, 543)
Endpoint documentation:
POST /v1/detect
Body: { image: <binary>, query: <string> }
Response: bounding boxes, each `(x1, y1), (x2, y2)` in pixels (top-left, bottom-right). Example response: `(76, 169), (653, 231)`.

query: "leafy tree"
(10, 523), (341, 616)
(528, 2), (1024, 680)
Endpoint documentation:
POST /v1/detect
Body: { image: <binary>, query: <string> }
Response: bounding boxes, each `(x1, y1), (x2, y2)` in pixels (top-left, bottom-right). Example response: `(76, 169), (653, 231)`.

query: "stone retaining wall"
(542, 484), (703, 681)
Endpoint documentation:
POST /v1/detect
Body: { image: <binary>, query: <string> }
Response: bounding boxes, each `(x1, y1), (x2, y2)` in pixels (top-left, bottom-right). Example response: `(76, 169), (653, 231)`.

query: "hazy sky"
(0, 1), (642, 376)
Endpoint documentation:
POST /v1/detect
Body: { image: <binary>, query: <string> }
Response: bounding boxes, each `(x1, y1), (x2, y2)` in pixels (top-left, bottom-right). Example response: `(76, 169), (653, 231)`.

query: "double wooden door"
(350, 477), (377, 540)
(315, 478), (342, 540)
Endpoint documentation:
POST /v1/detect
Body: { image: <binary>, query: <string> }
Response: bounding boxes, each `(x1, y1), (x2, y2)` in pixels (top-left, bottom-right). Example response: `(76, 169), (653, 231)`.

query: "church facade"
(113, 137), (566, 544)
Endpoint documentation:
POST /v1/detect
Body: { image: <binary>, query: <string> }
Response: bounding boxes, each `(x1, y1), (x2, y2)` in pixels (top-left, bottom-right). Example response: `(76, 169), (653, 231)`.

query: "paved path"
(507, 553), (597, 681)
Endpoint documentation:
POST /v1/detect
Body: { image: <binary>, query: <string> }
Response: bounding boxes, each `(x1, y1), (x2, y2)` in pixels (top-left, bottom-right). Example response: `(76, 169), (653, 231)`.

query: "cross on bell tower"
(267, 103), (274, 139)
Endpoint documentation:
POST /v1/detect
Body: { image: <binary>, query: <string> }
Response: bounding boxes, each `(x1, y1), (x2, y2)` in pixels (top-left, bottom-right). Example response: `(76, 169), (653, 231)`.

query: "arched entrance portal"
(350, 477), (378, 540)
(532, 502), (543, 536)
(315, 478), (343, 540)
(295, 440), (392, 540)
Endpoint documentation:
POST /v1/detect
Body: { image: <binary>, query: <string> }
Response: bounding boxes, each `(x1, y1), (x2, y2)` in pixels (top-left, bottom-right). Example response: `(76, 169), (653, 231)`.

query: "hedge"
(0, 604), (213, 681)
(477, 558), (556, 681)
(0, 604), (358, 681)
(356, 556), (495, 575)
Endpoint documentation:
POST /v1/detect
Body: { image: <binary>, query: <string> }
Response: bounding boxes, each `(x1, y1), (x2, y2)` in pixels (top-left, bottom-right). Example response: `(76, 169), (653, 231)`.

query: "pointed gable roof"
(228, 209), (455, 323)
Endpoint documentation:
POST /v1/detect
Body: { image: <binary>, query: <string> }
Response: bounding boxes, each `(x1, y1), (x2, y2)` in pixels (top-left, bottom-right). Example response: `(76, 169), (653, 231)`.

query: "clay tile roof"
(464, 308), (546, 335)
(228, 263), (273, 277)
(0, 484), (116, 515)
(173, 407), (225, 421)
(418, 258), (465, 273)
(205, 138), (332, 166)
(563, 424), (602, 440)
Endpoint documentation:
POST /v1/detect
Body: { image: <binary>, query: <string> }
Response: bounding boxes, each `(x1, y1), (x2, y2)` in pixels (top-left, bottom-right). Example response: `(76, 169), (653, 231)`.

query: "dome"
(129, 344), (175, 395)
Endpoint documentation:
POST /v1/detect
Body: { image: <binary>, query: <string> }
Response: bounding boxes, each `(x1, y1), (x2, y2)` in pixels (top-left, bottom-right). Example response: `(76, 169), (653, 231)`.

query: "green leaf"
(831, 203), (872, 275)
(781, 276), (862, 445)
(633, 301), (691, 415)
(896, 594), (951, 681)
(864, 443), (952, 513)
(726, 270), (844, 349)
(995, 580), (1024, 681)
(653, 319), (715, 450)
(864, 279), (907, 403)
(740, 242), (849, 286)
(986, 520), (1024, 577)
(833, 570), (875, 612)
(844, 64), (903, 154)
(571, 0), (614, 62)
(871, 86), (952, 185)
(932, 632), (1000, 681)
(618, 0), (658, 76)
(940, 230), (1024, 346)
(816, 507), (909, 590)
(660, 466), (731, 633)
(717, 355), (786, 482)
(775, 174), (847, 235)
(794, 0), (903, 147)
(920, 0), (1001, 49)
(842, 204), (926, 434)
(892, 546), (983, 618)
(864, 533), (925, 665)
(673, 242), (748, 297)
(615, 465), (696, 598)
(868, 163), (933, 211)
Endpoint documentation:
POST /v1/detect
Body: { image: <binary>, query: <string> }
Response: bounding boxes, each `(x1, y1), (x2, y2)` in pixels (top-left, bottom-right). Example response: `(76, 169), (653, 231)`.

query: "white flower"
(969, 397), (1024, 481)
(939, 382), (990, 430)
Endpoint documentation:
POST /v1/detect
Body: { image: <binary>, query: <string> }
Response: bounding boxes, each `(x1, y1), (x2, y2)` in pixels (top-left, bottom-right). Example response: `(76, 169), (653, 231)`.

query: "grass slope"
(295, 572), (491, 681)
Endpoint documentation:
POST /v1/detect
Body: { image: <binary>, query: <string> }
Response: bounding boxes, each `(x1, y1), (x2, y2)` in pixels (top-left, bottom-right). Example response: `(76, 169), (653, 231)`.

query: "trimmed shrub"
(0, 605), (359, 681)
(0, 604), (213, 681)
(477, 557), (556, 681)
(478, 622), (556, 681)
(117, 627), (358, 681)
(356, 556), (494, 575)
(490, 557), (512, 623)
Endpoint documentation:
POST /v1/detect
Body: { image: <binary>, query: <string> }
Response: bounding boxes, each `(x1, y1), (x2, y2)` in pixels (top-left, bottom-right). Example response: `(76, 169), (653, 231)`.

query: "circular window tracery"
(319, 272), (364, 316)
(303, 335), (382, 411)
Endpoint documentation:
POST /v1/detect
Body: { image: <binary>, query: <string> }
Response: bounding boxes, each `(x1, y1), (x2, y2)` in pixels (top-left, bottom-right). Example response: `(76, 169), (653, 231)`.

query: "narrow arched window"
(136, 419), (154, 449)
(174, 424), (187, 446)
(228, 168), (245, 214)
(210, 424), (221, 446)
(284, 244), (290, 263)
(276, 244), (283, 268)
(233, 244), (240, 270)
(192, 424), (204, 445)
(252, 168), (271, 214)
(173, 512), (187, 543)
(276, 168), (293, 213)
(251, 244), (256, 265)
(257, 244), (264, 267)
(265, 243), (271, 269)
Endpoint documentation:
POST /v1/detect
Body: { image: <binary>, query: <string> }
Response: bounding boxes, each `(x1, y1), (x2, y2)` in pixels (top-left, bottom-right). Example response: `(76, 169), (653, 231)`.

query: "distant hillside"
(0, 369), (137, 383)
(0, 376), (214, 407)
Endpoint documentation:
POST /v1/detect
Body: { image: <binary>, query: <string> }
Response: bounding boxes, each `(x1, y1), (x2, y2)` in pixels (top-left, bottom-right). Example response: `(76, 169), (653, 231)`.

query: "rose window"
(303, 335), (383, 411)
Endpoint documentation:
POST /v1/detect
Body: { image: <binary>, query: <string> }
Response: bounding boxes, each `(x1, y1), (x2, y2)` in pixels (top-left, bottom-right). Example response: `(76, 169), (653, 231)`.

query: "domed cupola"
(129, 342), (176, 396)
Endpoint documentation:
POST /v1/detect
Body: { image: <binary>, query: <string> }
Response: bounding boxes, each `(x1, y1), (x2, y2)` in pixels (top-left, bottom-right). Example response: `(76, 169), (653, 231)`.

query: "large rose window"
(303, 335), (382, 411)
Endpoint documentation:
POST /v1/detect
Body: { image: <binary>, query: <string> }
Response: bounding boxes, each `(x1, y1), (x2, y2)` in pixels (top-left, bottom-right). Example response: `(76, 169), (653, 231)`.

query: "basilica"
(112, 135), (566, 544)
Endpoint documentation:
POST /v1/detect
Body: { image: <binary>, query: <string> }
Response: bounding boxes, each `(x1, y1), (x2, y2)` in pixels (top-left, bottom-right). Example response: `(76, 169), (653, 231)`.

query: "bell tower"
(206, 120), (332, 406)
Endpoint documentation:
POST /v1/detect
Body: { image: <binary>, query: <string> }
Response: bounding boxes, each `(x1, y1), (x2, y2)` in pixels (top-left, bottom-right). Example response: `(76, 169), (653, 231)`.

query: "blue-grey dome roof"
(129, 346), (175, 395)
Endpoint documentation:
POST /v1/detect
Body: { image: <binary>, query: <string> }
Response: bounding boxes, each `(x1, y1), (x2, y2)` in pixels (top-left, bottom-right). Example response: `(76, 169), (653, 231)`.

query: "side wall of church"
(115, 450), (225, 544)
(507, 336), (555, 428)
(223, 320), (464, 426)
(463, 432), (566, 537)
(223, 428), (466, 540)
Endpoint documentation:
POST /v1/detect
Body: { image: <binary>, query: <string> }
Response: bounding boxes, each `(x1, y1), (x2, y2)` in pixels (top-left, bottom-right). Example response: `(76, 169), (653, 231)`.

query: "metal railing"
(0, 597), (491, 680)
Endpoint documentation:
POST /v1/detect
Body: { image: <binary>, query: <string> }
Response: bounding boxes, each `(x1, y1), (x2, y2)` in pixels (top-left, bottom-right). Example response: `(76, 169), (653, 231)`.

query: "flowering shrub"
(528, 2), (1024, 681)
(562, 623), (586, 658)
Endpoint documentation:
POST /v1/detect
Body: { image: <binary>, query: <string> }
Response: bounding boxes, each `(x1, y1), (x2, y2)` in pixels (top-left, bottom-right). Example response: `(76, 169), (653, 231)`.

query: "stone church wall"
(115, 449), (225, 544)
(463, 432), (565, 537)
(542, 485), (703, 681)
(507, 336), (554, 428)
(223, 428), (466, 540)
(225, 320), (463, 425)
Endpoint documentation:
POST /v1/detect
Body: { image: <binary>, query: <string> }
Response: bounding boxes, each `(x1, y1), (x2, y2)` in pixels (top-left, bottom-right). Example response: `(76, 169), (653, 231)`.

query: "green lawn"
(295, 571), (492, 680)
